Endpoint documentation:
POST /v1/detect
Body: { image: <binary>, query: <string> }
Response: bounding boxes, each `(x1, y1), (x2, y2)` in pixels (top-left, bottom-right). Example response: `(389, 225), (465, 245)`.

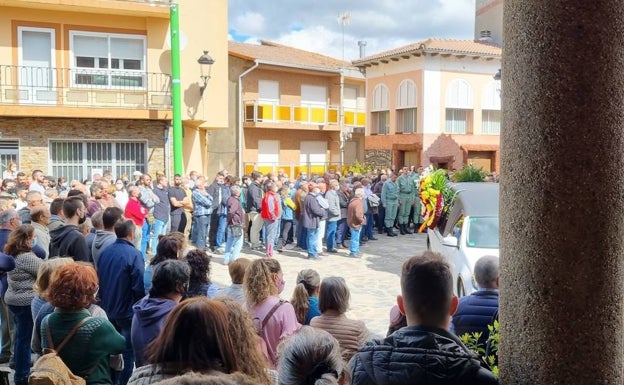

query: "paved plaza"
(209, 232), (429, 338)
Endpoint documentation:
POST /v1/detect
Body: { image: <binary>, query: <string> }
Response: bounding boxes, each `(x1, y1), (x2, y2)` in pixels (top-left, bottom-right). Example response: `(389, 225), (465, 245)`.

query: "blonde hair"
(290, 269), (320, 324)
(213, 297), (272, 385)
(34, 257), (75, 297)
(244, 259), (281, 307)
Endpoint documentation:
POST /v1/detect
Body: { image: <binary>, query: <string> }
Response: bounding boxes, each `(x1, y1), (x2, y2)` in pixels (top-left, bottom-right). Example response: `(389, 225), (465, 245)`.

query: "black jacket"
(246, 182), (263, 213)
(49, 225), (90, 262)
(350, 325), (498, 385)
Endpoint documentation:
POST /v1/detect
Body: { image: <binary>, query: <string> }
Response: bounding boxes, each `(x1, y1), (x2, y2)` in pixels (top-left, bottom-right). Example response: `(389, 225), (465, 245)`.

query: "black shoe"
(399, 225), (406, 235)
(404, 225), (413, 234)
(369, 237), (378, 241)
(327, 249), (339, 253)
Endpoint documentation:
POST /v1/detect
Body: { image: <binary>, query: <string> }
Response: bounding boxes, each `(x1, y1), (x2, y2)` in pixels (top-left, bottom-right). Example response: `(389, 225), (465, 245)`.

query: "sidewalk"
(209, 232), (429, 337)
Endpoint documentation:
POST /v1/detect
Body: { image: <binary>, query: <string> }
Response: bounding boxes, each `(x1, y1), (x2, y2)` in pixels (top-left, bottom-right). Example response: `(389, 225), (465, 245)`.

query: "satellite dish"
(165, 29), (188, 51)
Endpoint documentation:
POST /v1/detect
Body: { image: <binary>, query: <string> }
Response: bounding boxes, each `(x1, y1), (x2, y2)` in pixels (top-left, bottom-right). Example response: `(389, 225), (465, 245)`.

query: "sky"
(228, 0), (476, 61)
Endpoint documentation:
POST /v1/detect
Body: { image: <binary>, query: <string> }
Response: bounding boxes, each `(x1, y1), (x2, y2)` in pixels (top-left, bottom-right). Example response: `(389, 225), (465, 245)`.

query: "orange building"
(353, 39), (502, 172)
(225, 40), (366, 178)
(0, 0), (228, 180)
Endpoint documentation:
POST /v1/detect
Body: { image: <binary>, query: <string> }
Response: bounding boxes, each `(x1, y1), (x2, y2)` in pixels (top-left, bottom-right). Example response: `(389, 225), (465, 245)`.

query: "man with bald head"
(451, 255), (499, 348)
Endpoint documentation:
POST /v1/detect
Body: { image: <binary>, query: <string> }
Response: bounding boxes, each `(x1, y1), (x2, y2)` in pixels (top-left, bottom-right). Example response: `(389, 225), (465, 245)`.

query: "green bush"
(452, 163), (487, 182)
(460, 320), (499, 376)
(347, 160), (372, 175)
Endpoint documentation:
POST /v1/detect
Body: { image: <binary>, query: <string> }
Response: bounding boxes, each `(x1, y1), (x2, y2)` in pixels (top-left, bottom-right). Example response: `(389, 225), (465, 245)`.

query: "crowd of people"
(0, 164), (499, 385)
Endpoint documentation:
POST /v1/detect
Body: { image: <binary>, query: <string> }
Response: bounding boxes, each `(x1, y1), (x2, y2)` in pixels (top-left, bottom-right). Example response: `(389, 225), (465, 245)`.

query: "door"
(467, 151), (493, 173)
(258, 80), (279, 121)
(0, 140), (19, 177)
(300, 141), (327, 176)
(257, 140), (279, 174)
(404, 151), (420, 168)
(18, 27), (56, 104)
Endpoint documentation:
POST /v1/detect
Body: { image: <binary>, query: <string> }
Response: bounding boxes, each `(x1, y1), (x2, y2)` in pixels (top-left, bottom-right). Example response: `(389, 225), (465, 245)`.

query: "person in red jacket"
(261, 182), (281, 258)
(124, 185), (147, 250)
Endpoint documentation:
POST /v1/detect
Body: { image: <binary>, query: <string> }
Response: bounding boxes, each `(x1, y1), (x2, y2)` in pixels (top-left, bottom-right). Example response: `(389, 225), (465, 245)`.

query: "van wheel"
(457, 278), (466, 298)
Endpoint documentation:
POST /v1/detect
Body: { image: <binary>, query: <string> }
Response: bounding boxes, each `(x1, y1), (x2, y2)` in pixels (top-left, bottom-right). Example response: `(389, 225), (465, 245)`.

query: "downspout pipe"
(238, 61), (259, 177)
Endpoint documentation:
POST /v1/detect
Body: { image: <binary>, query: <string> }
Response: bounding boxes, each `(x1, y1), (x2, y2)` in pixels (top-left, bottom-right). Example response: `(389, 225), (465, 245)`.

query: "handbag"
(230, 225), (243, 238)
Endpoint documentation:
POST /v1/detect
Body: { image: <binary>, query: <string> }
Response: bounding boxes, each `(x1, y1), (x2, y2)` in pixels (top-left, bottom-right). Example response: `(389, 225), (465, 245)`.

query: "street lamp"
(197, 50), (215, 96)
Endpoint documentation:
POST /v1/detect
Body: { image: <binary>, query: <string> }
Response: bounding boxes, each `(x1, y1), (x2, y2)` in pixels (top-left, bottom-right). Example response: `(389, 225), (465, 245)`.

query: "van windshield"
(466, 216), (499, 249)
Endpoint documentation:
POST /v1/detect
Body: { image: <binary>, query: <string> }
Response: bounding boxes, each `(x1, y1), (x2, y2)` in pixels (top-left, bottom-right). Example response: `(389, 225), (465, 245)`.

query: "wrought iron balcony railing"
(244, 100), (366, 127)
(0, 65), (171, 109)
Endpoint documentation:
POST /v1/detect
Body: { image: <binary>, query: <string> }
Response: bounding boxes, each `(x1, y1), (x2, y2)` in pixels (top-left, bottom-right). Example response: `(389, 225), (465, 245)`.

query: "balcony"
(0, 65), (171, 114)
(244, 100), (366, 129)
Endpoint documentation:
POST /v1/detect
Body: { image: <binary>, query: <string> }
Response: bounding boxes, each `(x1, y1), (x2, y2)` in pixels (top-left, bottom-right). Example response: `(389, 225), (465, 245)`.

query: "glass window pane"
(123, 59), (141, 70)
(98, 58), (109, 69)
(76, 57), (95, 68)
(111, 58), (120, 69)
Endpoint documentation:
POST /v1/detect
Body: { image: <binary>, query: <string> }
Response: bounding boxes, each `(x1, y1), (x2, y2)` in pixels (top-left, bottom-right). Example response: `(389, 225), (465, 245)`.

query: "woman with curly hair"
(128, 297), (248, 385)
(213, 297), (273, 385)
(290, 269), (321, 325)
(41, 263), (125, 385)
(4, 224), (43, 385)
(244, 259), (300, 368)
(183, 249), (219, 298)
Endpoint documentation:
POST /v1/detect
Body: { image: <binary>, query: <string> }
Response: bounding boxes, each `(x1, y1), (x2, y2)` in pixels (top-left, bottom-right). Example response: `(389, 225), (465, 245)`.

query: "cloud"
(228, 0), (477, 59)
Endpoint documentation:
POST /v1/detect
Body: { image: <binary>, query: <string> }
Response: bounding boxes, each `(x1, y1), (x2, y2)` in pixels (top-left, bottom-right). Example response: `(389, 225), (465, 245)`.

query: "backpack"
(29, 317), (94, 385)
(253, 300), (286, 336)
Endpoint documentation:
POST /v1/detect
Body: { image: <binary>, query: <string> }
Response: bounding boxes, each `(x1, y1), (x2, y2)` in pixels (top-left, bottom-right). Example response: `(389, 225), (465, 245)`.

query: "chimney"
(358, 41), (367, 58)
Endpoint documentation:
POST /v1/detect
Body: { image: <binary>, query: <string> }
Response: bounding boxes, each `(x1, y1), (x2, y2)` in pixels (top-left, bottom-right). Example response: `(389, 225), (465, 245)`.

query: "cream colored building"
(226, 40), (366, 178)
(353, 39), (502, 172)
(475, 0), (503, 46)
(0, 0), (228, 180)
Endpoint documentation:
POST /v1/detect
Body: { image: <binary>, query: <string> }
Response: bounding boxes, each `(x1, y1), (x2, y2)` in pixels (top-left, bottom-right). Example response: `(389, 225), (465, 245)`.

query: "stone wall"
(0, 117), (167, 176)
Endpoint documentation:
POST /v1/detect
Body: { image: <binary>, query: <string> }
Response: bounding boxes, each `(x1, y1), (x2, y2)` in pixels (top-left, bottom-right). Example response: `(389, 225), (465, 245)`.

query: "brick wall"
(0, 117), (167, 176)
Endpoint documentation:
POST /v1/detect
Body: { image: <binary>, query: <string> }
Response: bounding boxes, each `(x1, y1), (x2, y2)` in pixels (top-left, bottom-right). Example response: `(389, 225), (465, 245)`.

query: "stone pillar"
(500, 1), (624, 384)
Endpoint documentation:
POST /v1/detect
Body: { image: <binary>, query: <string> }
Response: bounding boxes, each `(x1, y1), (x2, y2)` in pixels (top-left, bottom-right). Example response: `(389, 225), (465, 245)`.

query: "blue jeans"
(150, 218), (168, 254)
(297, 224), (308, 249)
(350, 228), (361, 254)
(306, 227), (319, 256)
(336, 218), (347, 245)
(326, 220), (338, 250)
(216, 214), (227, 247)
(111, 318), (134, 385)
(194, 215), (210, 250)
(264, 219), (279, 256)
(141, 218), (152, 258)
(8, 305), (31, 384)
(223, 226), (243, 263)
(364, 212), (374, 238)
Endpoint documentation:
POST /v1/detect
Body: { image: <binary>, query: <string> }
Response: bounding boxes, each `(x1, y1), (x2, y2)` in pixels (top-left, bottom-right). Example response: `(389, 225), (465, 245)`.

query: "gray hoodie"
(92, 230), (117, 267)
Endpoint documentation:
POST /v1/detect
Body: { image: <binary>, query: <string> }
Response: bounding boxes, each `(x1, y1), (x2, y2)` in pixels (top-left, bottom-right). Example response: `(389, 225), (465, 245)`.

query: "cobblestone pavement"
(209, 231), (429, 338)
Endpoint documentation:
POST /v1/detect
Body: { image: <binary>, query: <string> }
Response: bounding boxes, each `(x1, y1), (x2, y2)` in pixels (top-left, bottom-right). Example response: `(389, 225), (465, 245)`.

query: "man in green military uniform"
(410, 166), (423, 231)
(397, 167), (414, 234)
(381, 171), (399, 237)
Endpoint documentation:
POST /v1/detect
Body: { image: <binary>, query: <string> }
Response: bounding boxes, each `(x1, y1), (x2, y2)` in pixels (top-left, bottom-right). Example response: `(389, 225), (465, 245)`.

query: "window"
(49, 141), (146, 182)
(396, 79), (418, 133)
(371, 84), (389, 135)
(481, 81), (501, 134)
(446, 109), (470, 134)
(371, 111), (390, 134)
(445, 79), (474, 135)
(70, 31), (146, 88)
(0, 140), (19, 177)
(482, 110), (501, 134)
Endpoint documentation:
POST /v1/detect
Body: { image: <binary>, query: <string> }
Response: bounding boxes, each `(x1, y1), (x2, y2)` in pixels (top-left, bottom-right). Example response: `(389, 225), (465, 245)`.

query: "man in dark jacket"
(301, 182), (325, 260)
(91, 207), (124, 267)
(97, 219), (145, 385)
(206, 172), (226, 253)
(49, 196), (89, 261)
(350, 251), (498, 385)
(452, 255), (499, 348)
(245, 171), (264, 249)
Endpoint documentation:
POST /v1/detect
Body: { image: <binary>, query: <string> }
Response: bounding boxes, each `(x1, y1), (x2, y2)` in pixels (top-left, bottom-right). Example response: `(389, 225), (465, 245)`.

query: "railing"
(244, 100), (366, 127)
(0, 65), (171, 109)
(243, 162), (352, 178)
